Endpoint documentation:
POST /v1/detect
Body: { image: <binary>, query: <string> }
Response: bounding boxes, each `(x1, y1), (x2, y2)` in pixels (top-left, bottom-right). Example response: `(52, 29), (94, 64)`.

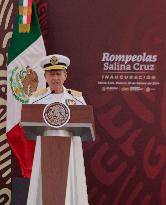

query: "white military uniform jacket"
(29, 86), (86, 105)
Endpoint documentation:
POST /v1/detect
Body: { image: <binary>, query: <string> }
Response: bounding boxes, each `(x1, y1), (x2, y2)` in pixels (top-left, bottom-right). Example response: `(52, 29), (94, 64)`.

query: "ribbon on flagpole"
(19, 0), (33, 32)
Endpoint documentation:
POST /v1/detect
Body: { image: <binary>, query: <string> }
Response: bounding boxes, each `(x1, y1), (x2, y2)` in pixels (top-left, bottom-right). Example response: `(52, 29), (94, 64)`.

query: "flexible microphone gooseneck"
(67, 90), (84, 105)
(32, 90), (55, 104)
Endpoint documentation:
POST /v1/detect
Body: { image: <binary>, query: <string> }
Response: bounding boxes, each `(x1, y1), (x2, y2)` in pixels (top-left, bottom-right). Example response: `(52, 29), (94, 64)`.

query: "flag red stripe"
(6, 123), (36, 178)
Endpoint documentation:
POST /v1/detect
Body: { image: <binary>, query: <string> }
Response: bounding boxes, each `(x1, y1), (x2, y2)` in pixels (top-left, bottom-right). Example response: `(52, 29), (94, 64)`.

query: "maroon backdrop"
(45, 0), (166, 205)
(6, 0), (166, 204)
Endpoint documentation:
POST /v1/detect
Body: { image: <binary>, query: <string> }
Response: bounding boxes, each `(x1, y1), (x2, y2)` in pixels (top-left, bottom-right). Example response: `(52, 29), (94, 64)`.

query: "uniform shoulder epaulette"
(31, 88), (48, 97)
(68, 89), (82, 97)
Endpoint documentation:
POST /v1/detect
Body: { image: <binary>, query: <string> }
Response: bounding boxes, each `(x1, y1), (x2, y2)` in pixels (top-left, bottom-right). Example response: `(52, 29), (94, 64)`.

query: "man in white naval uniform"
(29, 54), (86, 105)
(27, 54), (89, 205)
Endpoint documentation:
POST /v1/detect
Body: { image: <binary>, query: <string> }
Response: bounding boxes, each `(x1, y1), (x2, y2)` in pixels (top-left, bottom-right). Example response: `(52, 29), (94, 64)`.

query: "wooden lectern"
(21, 104), (95, 205)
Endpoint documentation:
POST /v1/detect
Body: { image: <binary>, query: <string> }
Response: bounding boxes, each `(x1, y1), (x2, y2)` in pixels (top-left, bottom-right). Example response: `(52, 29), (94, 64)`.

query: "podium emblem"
(43, 102), (70, 128)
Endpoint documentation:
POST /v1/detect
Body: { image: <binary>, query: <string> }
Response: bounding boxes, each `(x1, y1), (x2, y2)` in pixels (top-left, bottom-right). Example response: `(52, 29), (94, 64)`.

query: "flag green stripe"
(19, 15), (23, 24)
(8, 3), (41, 64)
(19, 0), (23, 6)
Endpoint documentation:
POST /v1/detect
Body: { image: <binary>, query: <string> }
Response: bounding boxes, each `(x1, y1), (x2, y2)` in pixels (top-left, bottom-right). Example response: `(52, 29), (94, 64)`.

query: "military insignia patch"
(65, 99), (76, 105)
(10, 66), (38, 103)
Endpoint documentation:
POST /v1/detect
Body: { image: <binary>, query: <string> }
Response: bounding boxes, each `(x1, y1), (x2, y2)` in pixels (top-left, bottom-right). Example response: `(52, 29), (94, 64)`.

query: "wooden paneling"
(41, 137), (71, 205)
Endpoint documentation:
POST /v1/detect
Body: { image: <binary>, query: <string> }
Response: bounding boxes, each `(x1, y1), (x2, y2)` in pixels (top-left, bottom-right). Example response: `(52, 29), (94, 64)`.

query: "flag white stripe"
(23, 0), (28, 7)
(23, 15), (27, 24)
(7, 36), (46, 132)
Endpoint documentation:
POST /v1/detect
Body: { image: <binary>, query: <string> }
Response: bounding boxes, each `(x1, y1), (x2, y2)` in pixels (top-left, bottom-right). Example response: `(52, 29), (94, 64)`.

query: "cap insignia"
(50, 56), (59, 65)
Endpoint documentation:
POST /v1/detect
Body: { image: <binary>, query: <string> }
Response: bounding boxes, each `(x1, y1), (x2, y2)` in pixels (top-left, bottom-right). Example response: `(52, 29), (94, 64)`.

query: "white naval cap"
(40, 54), (70, 71)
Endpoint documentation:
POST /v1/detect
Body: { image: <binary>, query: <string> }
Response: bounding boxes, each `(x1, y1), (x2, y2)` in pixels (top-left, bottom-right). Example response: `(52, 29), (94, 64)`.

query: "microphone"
(32, 90), (55, 104)
(67, 90), (84, 105)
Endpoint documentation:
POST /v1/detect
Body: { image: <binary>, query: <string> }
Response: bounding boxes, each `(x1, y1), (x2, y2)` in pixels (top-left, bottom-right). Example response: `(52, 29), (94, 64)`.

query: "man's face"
(44, 70), (67, 92)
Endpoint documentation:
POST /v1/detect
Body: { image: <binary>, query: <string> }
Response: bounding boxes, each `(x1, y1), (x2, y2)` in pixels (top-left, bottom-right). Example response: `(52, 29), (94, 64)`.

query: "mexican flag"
(6, 2), (46, 178)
